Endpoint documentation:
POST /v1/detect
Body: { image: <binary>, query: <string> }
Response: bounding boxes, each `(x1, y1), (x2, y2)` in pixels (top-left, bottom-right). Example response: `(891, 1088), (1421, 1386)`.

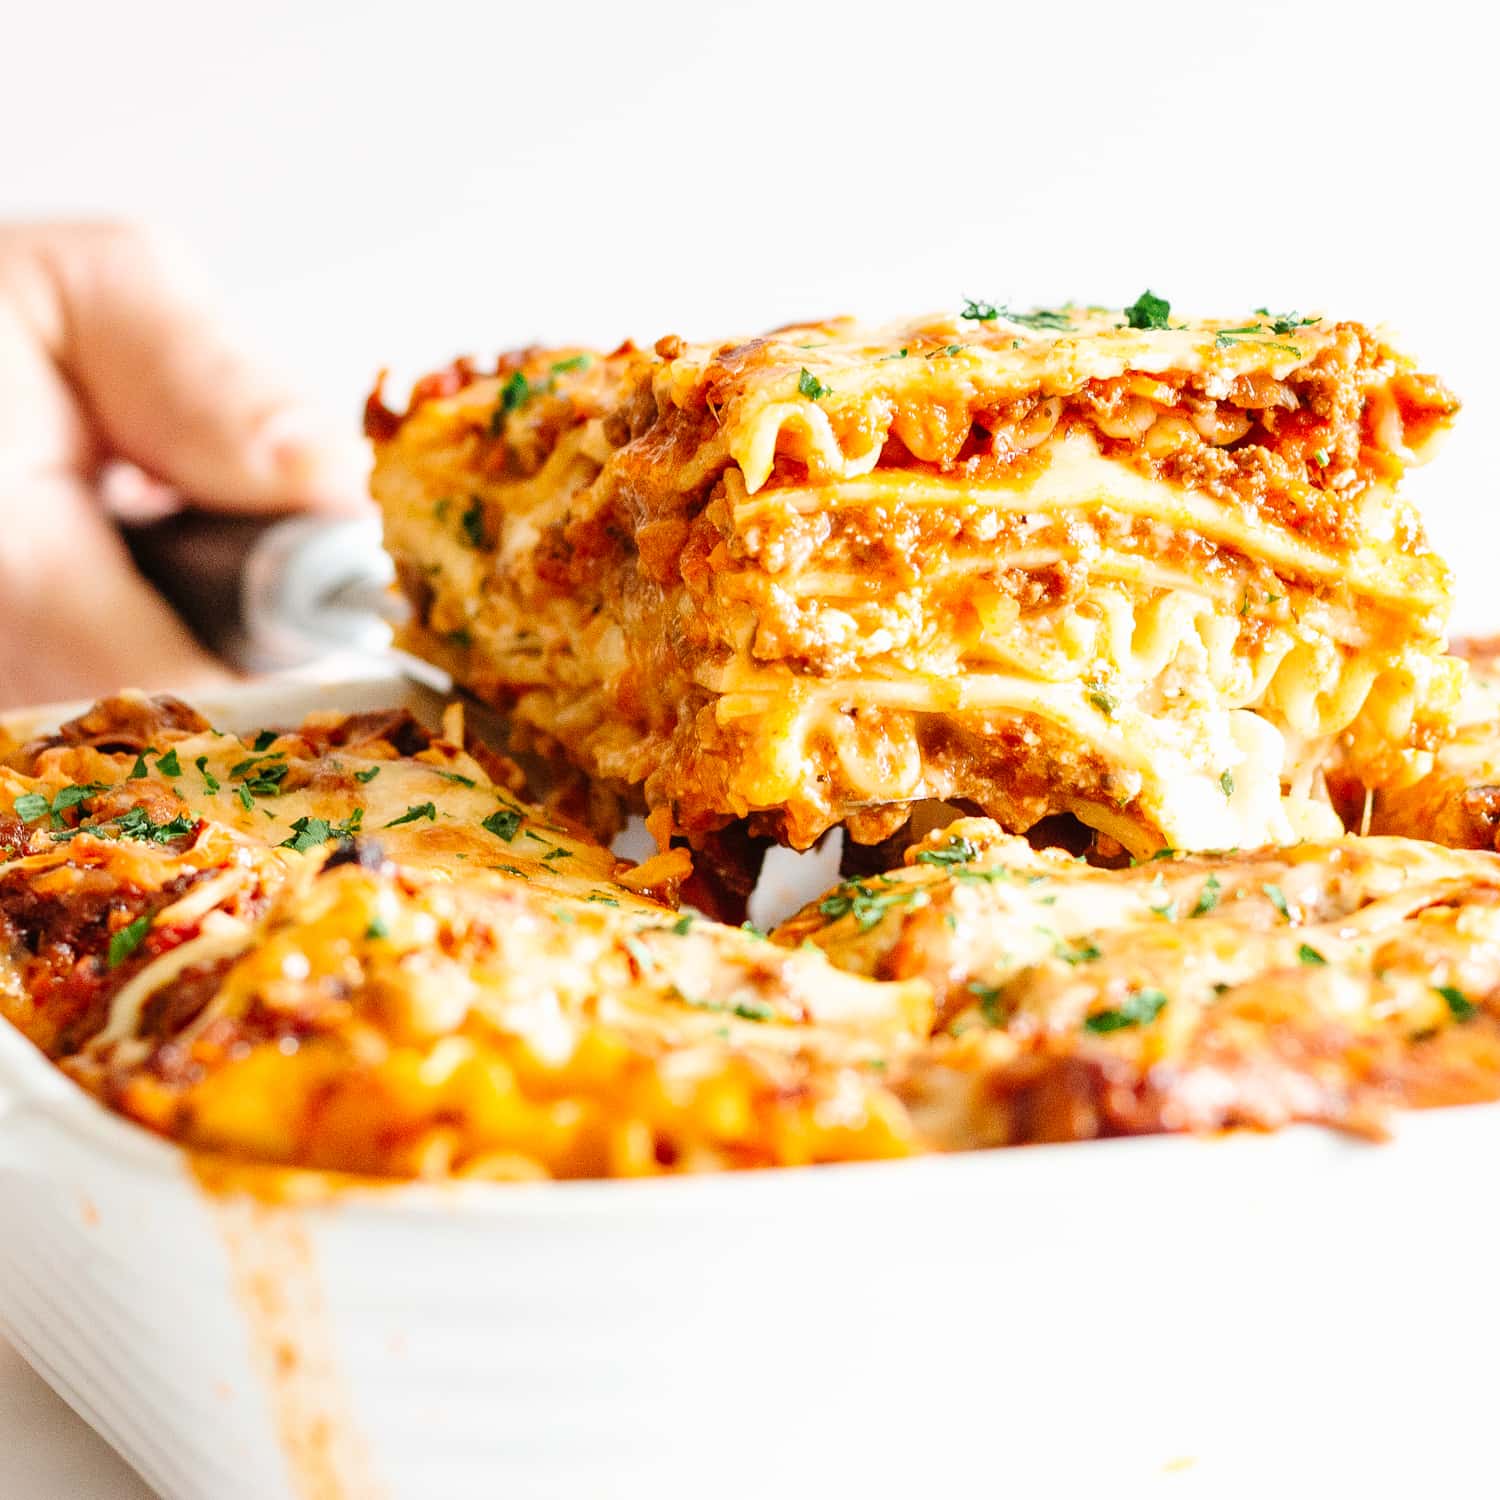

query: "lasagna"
(1369, 636), (1500, 849)
(369, 300), (1461, 860)
(5, 693), (1500, 1178)
(0, 695), (927, 1178)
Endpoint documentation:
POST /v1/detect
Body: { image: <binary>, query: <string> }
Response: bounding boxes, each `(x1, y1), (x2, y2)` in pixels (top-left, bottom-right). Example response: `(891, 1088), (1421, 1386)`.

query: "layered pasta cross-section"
(370, 300), (1461, 859)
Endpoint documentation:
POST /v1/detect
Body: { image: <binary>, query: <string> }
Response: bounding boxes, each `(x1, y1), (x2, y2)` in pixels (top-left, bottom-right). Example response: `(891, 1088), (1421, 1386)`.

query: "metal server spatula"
(121, 509), (530, 752)
(124, 512), (411, 670)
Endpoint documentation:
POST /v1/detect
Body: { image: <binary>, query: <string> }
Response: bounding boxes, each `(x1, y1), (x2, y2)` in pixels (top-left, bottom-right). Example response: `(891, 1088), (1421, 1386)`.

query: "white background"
(1, 1), (1496, 1493)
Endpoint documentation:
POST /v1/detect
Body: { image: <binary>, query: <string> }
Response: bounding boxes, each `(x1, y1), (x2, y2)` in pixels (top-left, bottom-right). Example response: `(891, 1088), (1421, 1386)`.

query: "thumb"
(22, 221), (367, 514)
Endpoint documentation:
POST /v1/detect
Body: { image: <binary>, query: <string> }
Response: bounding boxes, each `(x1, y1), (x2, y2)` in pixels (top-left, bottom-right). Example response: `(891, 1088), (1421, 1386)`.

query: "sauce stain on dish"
(196, 1159), (384, 1500)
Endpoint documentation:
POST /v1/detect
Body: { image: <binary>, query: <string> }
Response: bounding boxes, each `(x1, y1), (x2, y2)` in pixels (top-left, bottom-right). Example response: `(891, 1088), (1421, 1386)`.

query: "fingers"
(3, 221), (368, 515)
(0, 473), (232, 713)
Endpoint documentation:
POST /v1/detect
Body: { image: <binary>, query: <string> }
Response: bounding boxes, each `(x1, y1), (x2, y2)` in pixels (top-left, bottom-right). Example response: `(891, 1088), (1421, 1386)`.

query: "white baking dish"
(3, 676), (1498, 1500)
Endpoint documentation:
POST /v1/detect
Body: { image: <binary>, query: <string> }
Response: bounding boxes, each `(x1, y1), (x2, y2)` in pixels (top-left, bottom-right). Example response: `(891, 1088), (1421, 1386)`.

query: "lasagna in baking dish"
(369, 299), (1461, 859)
(5, 693), (1500, 1179)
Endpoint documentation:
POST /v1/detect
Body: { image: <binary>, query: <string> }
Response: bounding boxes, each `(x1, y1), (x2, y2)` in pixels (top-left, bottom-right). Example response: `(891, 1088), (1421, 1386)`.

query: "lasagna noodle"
(370, 308), (1461, 854)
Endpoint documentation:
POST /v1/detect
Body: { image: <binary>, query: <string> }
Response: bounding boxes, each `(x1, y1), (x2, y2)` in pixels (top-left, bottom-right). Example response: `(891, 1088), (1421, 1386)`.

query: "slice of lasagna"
(372, 301), (1460, 861)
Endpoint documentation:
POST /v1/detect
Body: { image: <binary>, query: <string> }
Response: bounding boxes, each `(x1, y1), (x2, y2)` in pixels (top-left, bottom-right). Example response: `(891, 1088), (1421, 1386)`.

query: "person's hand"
(0, 221), (365, 711)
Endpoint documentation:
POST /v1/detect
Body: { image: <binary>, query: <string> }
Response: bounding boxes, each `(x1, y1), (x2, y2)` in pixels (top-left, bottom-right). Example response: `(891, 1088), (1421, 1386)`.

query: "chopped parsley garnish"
(460, 497), (487, 549)
(1190, 875), (1221, 918)
(154, 749), (182, 778)
(915, 835), (979, 869)
(1219, 770), (1235, 799)
(107, 914), (151, 969)
(236, 786), (254, 812)
(880, 348), (910, 361)
(1297, 943), (1327, 966)
(12, 792), (50, 823)
(116, 808), (195, 843)
(1084, 988), (1167, 1033)
(961, 297), (999, 322)
(1086, 686), (1117, 717)
(354, 766), (381, 784)
(672, 914), (695, 936)
(585, 893), (620, 907)
(279, 810), (363, 852)
(677, 990), (776, 1023)
(797, 368), (830, 401)
(432, 769), (477, 787)
(1437, 984), (1476, 1021)
(15, 783), (107, 829)
(1055, 939), (1102, 966)
(1262, 311), (1321, 334)
(1124, 290), (1171, 330)
(1312, 447), (1330, 467)
(1262, 883), (1291, 919)
(1213, 324), (1303, 357)
(551, 354), (590, 373)
(195, 755), (220, 793)
(967, 980), (1008, 1027)
(740, 920), (770, 940)
(1000, 306), (1072, 331)
(481, 807), (523, 841)
(818, 875), (924, 933)
(540, 846), (573, 863)
(1147, 874), (1177, 921)
(127, 752), (151, 780)
(280, 816), (333, 853)
(384, 802), (437, 828)
(502, 370), (536, 412)
(253, 730), (279, 752)
(365, 915), (390, 940)
(53, 783), (103, 817)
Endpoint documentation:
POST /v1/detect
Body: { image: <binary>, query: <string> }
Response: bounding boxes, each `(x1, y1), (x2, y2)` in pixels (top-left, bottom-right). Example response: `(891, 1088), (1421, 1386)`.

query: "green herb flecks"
(460, 497), (488, 549)
(1190, 875), (1221, 918)
(914, 835), (979, 869)
(482, 807), (523, 841)
(961, 297), (999, 322)
(1000, 306), (1073, 331)
(797, 368), (830, 401)
(384, 802), (437, 828)
(966, 980), (1009, 1027)
(1124, 290), (1171, 330)
(107, 914), (152, 969)
(11, 793), (50, 823)
(1084, 988), (1168, 1033)
(1055, 939), (1103, 966)
(1297, 943), (1328, 966)
(1262, 883), (1291, 920)
(195, 755), (220, 793)
(818, 875), (925, 933)
(1437, 985), (1477, 1021)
